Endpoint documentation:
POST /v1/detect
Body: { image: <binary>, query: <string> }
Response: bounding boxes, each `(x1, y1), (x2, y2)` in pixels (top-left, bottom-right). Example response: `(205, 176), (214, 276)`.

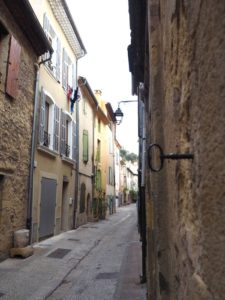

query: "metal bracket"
(148, 143), (194, 172)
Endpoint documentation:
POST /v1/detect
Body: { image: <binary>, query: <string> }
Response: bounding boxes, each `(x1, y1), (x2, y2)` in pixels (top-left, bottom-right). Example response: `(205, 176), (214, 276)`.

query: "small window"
(62, 48), (76, 91)
(39, 88), (59, 151)
(83, 130), (89, 163)
(0, 22), (9, 93)
(61, 111), (76, 159)
(98, 119), (101, 132)
(96, 139), (101, 162)
(43, 13), (61, 81)
(6, 36), (21, 98)
(108, 167), (114, 185)
(80, 183), (86, 213)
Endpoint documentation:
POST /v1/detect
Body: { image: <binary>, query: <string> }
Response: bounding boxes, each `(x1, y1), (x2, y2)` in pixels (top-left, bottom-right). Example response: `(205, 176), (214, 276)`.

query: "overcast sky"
(66, 0), (138, 154)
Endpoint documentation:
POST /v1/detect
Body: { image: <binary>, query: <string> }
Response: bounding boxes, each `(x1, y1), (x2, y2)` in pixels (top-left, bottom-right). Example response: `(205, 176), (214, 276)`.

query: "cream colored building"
(76, 77), (96, 226)
(93, 90), (109, 220)
(114, 140), (121, 207)
(105, 103), (117, 214)
(29, 0), (86, 241)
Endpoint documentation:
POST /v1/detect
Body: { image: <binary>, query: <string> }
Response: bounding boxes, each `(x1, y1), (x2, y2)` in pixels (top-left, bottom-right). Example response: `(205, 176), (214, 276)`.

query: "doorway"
(39, 177), (57, 240)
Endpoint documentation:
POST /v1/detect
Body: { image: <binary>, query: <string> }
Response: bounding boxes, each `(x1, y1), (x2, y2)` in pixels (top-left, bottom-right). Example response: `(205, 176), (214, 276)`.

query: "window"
(80, 183), (86, 213)
(43, 13), (61, 81)
(98, 119), (101, 132)
(95, 170), (102, 191)
(60, 111), (76, 160)
(39, 88), (59, 152)
(108, 167), (114, 185)
(83, 130), (89, 163)
(62, 48), (76, 91)
(109, 132), (113, 154)
(5, 35), (21, 99)
(96, 139), (101, 162)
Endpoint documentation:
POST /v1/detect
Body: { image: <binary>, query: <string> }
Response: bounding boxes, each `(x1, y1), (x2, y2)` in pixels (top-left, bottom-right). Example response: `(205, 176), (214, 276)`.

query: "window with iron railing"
(60, 110), (76, 160)
(39, 88), (59, 152)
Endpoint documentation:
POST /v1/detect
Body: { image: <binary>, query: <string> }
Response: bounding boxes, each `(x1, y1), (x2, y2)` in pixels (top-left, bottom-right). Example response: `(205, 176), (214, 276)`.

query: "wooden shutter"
(6, 36), (21, 98)
(39, 88), (46, 145)
(43, 13), (50, 61)
(56, 38), (61, 82)
(53, 105), (60, 151)
(72, 121), (76, 160)
(43, 13), (49, 34)
(72, 63), (76, 88)
(62, 49), (67, 90)
(60, 110), (66, 155)
(83, 130), (88, 162)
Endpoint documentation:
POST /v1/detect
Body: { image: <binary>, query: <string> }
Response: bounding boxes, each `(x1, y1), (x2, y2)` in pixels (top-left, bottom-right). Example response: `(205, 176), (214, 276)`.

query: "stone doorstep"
(10, 247), (34, 259)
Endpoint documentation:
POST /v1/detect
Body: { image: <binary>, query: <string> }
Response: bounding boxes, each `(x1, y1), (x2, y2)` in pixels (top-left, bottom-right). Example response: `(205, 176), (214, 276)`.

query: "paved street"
(0, 204), (146, 300)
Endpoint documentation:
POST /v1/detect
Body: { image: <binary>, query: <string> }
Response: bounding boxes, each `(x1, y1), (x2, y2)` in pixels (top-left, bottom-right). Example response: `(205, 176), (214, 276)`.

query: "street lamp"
(114, 100), (137, 125)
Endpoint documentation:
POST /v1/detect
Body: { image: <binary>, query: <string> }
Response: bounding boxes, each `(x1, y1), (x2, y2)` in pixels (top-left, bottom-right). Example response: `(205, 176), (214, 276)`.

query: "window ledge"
(37, 145), (58, 158)
(44, 64), (61, 84)
(62, 156), (75, 167)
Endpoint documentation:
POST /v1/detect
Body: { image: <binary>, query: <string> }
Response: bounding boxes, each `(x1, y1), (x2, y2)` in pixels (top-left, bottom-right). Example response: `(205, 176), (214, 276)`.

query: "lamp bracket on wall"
(147, 143), (194, 172)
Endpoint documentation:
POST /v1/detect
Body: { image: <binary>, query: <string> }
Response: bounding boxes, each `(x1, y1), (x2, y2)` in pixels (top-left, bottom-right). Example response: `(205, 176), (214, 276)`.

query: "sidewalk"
(0, 206), (146, 300)
(114, 228), (146, 300)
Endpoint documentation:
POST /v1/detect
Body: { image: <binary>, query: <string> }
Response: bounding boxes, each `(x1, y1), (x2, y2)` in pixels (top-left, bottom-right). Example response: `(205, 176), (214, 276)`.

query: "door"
(39, 178), (57, 239)
(61, 181), (68, 231)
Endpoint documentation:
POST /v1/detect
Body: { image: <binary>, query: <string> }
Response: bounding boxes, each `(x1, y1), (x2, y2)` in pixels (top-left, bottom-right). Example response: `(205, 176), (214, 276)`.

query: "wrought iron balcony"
(65, 144), (70, 157)
(44, 131), (50, 147)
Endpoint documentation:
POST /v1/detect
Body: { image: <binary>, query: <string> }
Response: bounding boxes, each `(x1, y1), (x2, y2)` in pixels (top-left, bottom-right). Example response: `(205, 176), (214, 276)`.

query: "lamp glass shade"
(114, 107), (124, 125)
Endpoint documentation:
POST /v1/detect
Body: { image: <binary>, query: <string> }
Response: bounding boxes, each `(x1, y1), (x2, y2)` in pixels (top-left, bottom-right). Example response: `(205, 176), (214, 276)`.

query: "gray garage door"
(39, 177), (57, 239)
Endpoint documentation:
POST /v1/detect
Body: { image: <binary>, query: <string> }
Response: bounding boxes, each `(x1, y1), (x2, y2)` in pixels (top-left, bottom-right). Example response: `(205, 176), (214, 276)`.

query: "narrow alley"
(0, 205), (146, 300)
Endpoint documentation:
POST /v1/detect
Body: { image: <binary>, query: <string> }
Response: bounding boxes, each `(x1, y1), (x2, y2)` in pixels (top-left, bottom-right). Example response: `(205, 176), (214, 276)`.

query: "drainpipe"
(73, 59), (79, 229)
(73, 97), (79, 229)
(27, 54), (52, 244)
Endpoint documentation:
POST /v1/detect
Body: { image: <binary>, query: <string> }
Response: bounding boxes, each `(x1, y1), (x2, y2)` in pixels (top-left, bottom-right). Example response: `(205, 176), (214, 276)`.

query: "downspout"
(73, 97), (79, 228)
(27, 54), (52, 244)
(92, 105), (95, 218)
(73, 59), (79, 229)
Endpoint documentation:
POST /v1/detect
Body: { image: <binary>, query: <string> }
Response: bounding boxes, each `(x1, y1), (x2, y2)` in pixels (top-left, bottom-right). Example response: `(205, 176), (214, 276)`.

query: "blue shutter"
(53, 105), (60, 152)
(72, 121), (76, 160)
(60, 110), (66, 155)
(56, 38), (61, 82)
(39, 88), (45, 145)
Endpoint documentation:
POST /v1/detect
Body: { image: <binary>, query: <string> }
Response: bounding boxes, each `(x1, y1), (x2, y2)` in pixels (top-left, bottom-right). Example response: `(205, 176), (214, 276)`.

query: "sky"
(66, 0), (138, 154)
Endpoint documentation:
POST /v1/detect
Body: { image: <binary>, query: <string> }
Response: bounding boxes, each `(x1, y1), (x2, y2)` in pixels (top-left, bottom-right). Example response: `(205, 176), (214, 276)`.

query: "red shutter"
(6, 36), (21, 98)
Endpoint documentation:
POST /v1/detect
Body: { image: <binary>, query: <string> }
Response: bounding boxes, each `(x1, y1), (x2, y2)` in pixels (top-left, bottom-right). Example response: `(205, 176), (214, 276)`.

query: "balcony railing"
(44, 131), (50, 147)
(65, 144), (70, 157)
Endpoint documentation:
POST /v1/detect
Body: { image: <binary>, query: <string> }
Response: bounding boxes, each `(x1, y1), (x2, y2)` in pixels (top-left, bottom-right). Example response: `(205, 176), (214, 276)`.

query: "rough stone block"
(10, 247), (33, 259)
(14, 229), (29, 248)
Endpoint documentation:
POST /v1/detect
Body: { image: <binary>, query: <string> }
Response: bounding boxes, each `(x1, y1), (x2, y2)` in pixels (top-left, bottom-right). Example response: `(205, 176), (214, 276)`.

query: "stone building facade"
(128, 0), (225, 299)
(0, 0), (51, 260)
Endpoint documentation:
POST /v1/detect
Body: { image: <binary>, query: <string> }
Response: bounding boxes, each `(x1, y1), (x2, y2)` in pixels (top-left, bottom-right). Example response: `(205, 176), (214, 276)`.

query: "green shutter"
(96, 170), (101, 191)
(83, 130), (88, 162)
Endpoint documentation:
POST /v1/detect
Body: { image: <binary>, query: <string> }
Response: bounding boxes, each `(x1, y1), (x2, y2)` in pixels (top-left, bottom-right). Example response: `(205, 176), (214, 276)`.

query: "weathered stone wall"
(0, 2), (37, 260)
(147, 0), (225, 299)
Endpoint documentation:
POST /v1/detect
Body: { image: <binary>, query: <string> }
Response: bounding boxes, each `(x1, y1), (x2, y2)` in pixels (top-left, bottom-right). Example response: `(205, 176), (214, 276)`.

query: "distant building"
(106, 103), (117, 214)
(76, 77), (96, 226)
(114, 139), (122, 207)
(0, 0), (52, 259)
